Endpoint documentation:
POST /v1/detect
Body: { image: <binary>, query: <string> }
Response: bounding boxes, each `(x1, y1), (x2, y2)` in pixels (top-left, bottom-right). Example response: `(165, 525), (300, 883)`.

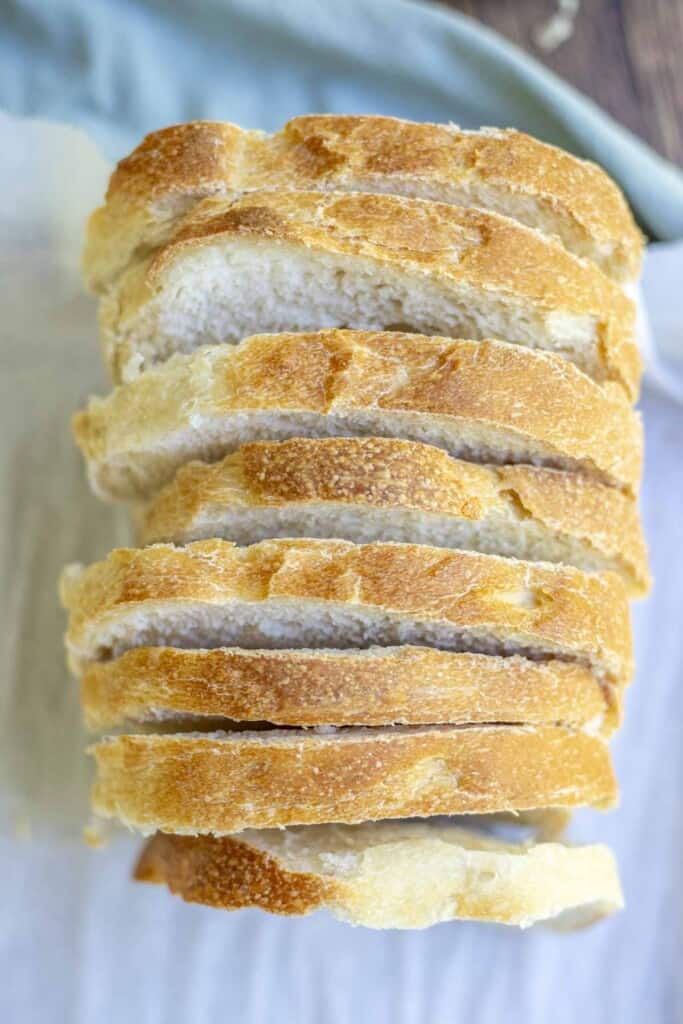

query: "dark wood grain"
(443, 0), (683, 167)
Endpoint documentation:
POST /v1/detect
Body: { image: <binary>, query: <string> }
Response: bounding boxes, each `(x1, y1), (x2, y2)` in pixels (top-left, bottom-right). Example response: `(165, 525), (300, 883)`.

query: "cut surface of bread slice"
(141, 438), (649, 595)
(81, 645), (612, 732)
(91, 723), (617, 833)
(60, 538), (632, 684)
(135, 822), (623, 929)
(99, 190), (640, 395)
(73, 331), (643, 502)
(84, 115), (642, 291)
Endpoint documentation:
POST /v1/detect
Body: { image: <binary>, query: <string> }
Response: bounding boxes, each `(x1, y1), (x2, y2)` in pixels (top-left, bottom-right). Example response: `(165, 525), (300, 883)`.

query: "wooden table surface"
(444, 0), (683, 167)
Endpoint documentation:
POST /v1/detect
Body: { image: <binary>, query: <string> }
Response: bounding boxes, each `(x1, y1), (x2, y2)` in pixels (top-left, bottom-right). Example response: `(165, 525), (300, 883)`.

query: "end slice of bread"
(140, 438), (649, 595)
(73, 331), (643, 502)
(84, 115), (642, 291)
(134, 821), (623, 929)
(90, 723), (617, 833)
(99, 190), (640, 395)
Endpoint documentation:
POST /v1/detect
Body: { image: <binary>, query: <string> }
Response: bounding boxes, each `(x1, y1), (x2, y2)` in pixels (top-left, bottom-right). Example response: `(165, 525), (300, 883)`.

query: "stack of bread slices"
(61, 115), (649, 930)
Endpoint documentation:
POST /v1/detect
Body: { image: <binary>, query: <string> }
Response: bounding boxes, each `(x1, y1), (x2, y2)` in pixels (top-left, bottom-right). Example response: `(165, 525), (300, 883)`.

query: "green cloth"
(2, 0), (683, 239)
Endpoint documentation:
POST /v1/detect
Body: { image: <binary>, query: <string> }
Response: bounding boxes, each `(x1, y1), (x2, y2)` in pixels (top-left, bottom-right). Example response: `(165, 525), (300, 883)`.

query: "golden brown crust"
(134, 823), (624, 929)
(73, 331), (644, 498)
(122, 189), (638, 397)
(84, 116), (642, 291)
(282, 117), (641, 281)
(140, 437), (649, 593)
(495, 464), (649, 594)
(106, 121), (254, 205)
(81, 644), (613, 731)
(60, 538), (633, 682)
(91, 724), (617, 832)
(135, 831), (330, 917)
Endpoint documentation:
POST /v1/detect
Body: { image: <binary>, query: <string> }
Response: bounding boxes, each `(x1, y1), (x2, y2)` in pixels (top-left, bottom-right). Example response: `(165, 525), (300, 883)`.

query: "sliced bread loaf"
(81, 644), (611, 732)
(140, 438), (649, 594)
(99, 190), (640, 395)
(91, 723), (617, 833)
(84, 115), (642, 291)
(60, 538), (632, 683)
(73, 331), (643, 502)
(134, 821), (623, 929)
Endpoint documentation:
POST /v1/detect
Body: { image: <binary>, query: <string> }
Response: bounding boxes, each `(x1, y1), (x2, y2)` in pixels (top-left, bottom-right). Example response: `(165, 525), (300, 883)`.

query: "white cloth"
(1, 112), (681, 1024)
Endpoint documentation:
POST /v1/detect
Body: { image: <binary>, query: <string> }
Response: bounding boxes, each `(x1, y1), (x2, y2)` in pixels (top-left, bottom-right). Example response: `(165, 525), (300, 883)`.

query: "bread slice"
(134, 821), (623, 929)
(61, 538), (632, 687)
(83, 115), (642, 291)
(81, 644), (612, 732)
(91, 723), (616, 833)
(99, 190), (640, 394)
(140, 438), (649, 595)
(73, 331), (643, 502)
